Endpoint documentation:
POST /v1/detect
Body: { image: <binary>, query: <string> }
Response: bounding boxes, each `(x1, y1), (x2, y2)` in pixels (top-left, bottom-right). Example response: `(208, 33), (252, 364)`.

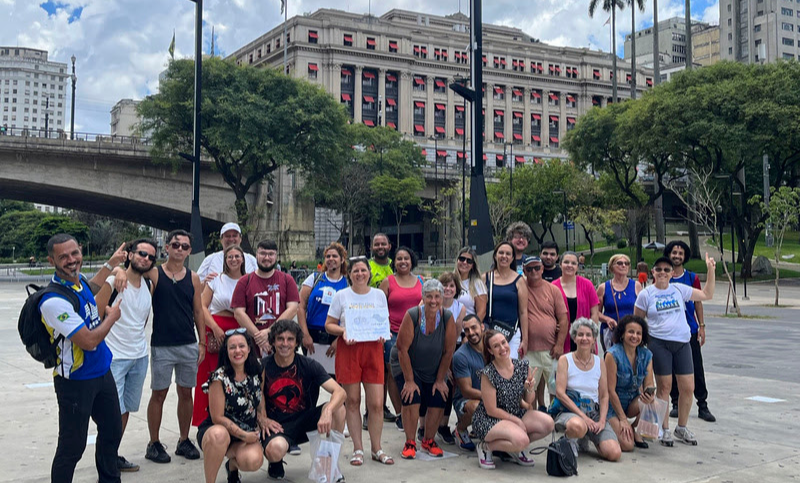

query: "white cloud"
(1, 0), (719, 134)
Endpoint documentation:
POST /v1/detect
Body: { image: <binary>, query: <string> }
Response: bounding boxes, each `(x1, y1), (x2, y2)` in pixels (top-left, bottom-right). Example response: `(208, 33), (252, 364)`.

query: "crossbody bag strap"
(611, 281), (621, 321)
(488, 272), (494, 319)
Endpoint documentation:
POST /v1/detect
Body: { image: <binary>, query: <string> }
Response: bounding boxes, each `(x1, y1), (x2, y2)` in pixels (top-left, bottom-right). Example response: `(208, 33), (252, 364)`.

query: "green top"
(369, 258), (393, 289)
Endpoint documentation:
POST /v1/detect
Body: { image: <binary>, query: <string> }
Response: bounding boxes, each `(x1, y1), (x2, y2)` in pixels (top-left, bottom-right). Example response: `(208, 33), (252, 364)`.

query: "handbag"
(486, 272), (518, 341)
(206, 331), (221, 354)
(530, 434), (578, 477)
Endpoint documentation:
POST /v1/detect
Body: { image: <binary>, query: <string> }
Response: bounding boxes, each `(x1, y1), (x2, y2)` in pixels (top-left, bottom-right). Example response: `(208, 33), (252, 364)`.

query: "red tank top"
(387, 275), (422, 333)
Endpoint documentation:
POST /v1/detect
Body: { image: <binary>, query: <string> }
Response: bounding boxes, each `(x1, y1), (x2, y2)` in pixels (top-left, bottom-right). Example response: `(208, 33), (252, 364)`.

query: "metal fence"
(0, 126), (151, 145)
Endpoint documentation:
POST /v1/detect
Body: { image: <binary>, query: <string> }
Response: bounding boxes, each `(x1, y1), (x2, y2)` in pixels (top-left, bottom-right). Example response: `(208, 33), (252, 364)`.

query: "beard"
(131, 259), (153, 274)
(258, 261), (276, 273)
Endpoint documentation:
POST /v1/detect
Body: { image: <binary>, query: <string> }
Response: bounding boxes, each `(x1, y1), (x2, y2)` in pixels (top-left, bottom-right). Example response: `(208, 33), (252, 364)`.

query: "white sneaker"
(674, 426), (697, 446)
(660, 428), (674, 447)
(477, 441), (495, 469)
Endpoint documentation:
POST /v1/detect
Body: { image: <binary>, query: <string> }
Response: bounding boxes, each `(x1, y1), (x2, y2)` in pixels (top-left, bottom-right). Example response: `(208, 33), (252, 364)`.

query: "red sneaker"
(401, 440), (417, 460)
(422, 438), (444, 457)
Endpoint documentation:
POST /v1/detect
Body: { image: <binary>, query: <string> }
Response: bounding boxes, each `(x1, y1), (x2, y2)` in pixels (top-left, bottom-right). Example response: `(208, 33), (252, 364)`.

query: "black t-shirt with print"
(261, 354), (331, 424)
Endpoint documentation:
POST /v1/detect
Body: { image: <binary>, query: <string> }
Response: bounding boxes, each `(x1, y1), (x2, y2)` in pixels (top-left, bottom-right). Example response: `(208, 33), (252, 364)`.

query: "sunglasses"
(615, 261), (631, 266)
(225, 328), (248, 336)
(170, 242), (191, 251)
(653, 267), (673, 273)
(524, 265), (543, 272)
(135, 250), (157, 262)
(457, 256), (475, 265)
(349, 255), (368, 262)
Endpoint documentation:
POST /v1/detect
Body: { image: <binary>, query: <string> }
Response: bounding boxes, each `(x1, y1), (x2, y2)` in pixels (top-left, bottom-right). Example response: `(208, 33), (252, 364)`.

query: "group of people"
(36, 221), (717, 483)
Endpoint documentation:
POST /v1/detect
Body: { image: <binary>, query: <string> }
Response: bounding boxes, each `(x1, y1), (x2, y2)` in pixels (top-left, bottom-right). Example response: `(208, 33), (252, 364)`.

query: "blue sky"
(2, 0), (719, 134)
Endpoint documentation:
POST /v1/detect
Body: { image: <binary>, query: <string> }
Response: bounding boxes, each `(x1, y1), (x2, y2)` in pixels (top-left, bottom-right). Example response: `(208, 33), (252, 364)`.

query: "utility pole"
(44, 97), (49, 138)
(70, 55), (76, 140)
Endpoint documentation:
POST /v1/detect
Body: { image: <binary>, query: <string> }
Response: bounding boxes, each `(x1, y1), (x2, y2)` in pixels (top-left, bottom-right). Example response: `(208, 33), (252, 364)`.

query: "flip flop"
(349, 450), (364, 466)
(371, 449), (395, 465)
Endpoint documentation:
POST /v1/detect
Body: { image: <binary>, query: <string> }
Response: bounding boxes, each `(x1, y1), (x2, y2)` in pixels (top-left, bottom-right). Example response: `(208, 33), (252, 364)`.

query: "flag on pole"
(280, 0), (286, 15)
(603, 16), (611, 26)
(168, 30), (175, 59)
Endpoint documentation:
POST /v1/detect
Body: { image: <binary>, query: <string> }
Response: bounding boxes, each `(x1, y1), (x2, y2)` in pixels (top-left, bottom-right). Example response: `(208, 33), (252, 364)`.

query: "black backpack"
(530, 435), (578, 477)
(18, 283), (81, 368)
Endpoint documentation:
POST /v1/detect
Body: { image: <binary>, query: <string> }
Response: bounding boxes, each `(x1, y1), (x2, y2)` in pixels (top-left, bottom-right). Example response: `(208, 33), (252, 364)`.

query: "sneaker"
(225, 460), (241, 483)
(567, 438), (579, 458)
(268, 460), (286, 480)
(362, 412), (369, 431)
(538, 405), (548, 413)
(674, 426), (698, 446)
(343, 423), (350, 438)
(417, 426), (425, 441)
(421, 438), (444, 457)
(288, 444), (302, 455)
(438, 426), (456, 445)
(383, 405), (397, 422)
(395, 416), (404, 432)
(660, 428), (674, 447)
(117, 455), (139, 472)
(454, 428), (476, 451)
(508, 451), (536, 467)
(175, 438), (200, 460)
(577, 437), (590, 453)
(698, 407), (717, 422)
(669, 406), (679, 418)
(477, 441), (495, 469)
(145, 441), (171, 464)
(401, 440), (417, 460)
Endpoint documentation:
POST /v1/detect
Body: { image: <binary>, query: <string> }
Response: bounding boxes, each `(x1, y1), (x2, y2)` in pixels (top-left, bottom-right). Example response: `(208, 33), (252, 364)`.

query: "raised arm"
(690, 253), (716, 302)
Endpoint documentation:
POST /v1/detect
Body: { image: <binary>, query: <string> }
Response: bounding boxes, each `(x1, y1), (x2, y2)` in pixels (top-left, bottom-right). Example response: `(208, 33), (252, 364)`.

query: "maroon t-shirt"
(231, 271), (300, 329)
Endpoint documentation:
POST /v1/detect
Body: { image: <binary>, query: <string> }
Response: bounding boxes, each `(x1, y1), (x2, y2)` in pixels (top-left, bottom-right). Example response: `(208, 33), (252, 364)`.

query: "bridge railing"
(0, 126), (152, 146)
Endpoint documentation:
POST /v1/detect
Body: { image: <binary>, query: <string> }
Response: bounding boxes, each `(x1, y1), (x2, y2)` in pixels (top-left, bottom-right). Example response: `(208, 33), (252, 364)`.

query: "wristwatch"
(103, 262), (114, 271)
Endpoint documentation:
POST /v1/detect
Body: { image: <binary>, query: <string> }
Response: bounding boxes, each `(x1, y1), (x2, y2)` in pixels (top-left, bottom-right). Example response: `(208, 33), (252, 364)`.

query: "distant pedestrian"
(197, 223), (257, 283)
(637, 259), (649, 287)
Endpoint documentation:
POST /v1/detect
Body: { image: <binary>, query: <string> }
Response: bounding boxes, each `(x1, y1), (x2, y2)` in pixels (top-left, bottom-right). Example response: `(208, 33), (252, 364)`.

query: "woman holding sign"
(326, 257), (395, 467)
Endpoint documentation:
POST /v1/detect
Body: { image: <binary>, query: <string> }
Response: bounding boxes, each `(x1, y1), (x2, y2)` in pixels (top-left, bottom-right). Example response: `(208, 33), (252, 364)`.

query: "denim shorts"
(383, 331), (398, 365)
(110, 355), (149, 413)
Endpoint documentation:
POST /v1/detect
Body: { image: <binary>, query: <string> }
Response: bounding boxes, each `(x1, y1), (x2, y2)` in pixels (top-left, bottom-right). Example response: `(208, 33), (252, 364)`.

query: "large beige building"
(229, 8), (654, 167)
(692, 24), (721, 67)
(110, 99), (140, 137)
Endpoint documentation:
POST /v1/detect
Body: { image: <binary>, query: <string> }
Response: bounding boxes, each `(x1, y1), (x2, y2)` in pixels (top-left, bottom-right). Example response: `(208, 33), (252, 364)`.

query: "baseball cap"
(220, 222), (242, 236)
(522, 255), (542, 266)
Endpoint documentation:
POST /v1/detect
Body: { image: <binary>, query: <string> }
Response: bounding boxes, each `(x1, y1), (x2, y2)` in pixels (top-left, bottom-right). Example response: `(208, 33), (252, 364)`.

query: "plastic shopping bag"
(307, 430), (344, 483)
(636, 397), (668, 440)
(547, 359), (558, 395)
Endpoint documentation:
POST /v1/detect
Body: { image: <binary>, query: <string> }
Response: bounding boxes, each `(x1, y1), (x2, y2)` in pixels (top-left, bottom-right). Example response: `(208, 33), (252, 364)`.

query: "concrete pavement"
(1, 280), (799, 483)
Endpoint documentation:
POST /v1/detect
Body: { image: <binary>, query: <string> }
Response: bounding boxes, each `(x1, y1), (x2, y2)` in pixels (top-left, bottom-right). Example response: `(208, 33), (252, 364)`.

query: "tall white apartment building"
(720, 0), (800, 63)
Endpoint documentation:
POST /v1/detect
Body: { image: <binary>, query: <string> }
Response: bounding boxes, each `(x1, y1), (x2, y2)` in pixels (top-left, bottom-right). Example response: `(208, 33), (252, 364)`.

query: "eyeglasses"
(457, 256), (474, 265)
(258, 251), (278, 258)
(170, 242), (191, 251)
(225, 328), (248, 336)
(226, 255), (242, 260)
(136, 250), (157, 262)
(653, 267), (673, 273)
(615, 261), (631, 266)
(524, 265), (543, 272)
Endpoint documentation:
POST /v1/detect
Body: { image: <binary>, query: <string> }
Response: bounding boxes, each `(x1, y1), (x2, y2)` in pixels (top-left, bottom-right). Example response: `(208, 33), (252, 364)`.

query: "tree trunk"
(233, 197), (254, 252)
(395, 209), (402, 249)
(720, 257), (742, 316)
(774, 260), (780, 306)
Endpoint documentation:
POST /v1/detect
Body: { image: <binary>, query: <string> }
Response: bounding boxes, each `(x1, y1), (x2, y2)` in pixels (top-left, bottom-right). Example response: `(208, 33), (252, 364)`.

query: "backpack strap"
(409, 306), (420, 329)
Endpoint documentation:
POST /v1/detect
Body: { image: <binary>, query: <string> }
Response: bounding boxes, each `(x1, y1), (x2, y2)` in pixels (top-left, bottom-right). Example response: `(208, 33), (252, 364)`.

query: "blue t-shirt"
(452, 343), (485, 406)
(304, 273), (349, 331)
(669, 270), (699, 333)
(39, 274), (112, 380)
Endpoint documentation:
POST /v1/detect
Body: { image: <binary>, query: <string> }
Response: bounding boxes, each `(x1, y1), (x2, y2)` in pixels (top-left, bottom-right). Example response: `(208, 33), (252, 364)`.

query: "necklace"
(574, 353), (593, 368)
(163, 266), (184, 284)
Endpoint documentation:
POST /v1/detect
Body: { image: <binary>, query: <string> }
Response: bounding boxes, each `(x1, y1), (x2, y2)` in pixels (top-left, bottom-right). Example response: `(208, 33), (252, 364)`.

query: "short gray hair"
(422, 279), (444, 296)
(570, 317), (598, 341)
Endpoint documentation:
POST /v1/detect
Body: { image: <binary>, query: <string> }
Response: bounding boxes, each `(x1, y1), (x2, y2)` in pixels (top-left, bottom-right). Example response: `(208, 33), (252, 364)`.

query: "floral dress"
(471, 358), (529, 441)
(202, 367), (262, 432)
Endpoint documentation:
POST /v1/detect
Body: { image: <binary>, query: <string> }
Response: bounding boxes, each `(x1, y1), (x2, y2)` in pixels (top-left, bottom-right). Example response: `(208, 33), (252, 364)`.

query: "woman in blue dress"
(596, 254), (642, 351)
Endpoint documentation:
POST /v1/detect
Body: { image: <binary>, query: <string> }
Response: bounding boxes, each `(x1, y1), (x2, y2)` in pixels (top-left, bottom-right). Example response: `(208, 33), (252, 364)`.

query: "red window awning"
(435, 126), (446, 134)
(457, 151), (465, 159)
(626, 74), (632, 81)
(494, 57), (500, 64)
(550, 137), (559, 143)
(414, 124), (425, 132)
(532, 113), (541, 120)
(435, 103), (446, 111)
(593, 70), (600, 78)
(389, 41), (398, 49)
(344, 35), (353, 42)
(387, 121), (396, 128)
(414, 77), (425, 85)
(363, 71), (375, 79)
(555, 66), (562, 72)
(567, 96), (575, 103)
(532, 91), (541, 98)
(437, 150), (447, 156)
(494, 87), (503, 94)
(646, 79), (653, 86)
(500, 58), (507, 66)
(442, 50), (448, 57)
(421, 149), (427, 156)
(495, 131), (504, 139)
(513, 133), (523, 141)
(592, 98), (599, 105)
(534, 157), (543, 163)
(421, 47), (428, 54)
(512, 60), (518, 67)
(496, 154), (504, 161)
(549, 93), (559, 101)
(549, 65), (555, 72)
(537, 64), (543, 72)
(387, 74), (397, 82)
(513, 111), (523, 118)
(414, 46), (421, 53)
(482, 56), (487, 62)
(531, 62), (536, 70)
(308, 63), (318, 71)
(495, 110), (504, 116)
(435, 79), (446, 88)
(532, 135), (541, 142)
(513, 89), (523, 97)
(363, 95), (375, 103)
(386, 98), (396, 106)
(455, 128), (464, 135)
(341, 93), (352, 101)
(567, 117), (576, 124)
(367, 39), (376, 46)
(341, 68), (352, 76)
(308, 31), (319, 39)
(550, 115), (559, 122)
(483, 154), (488, 161)
(414, 101), (425, 108)
(455, 105), (465, 112)
(455, 52), (462, 59)
(363, 119), (375, 126)
(515, 155), (525, 163)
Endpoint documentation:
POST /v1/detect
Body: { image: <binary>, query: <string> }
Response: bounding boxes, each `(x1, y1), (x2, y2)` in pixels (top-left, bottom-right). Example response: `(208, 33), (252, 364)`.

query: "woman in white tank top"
(554, 318), (622, 462)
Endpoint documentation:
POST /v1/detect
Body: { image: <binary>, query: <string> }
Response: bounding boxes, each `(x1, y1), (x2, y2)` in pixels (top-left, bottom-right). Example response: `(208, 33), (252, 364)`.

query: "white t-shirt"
(634, 284), (694, 343)
(103, 275), (152, 359)
(197, 250), (258, 280)
(208, 274), (240, 315)
(327, 287), (388, 330)
(457, 277), (487, 316)
(445, 299), (464, 323)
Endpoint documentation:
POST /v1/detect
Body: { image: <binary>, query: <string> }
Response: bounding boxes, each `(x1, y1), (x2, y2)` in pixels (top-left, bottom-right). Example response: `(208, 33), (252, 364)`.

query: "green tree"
(0, 209), (46, 258)
(589, 0), (625, 102)
(0, 200), (35, 217)
(370, 175), (425, 249)
(138, 57), (350, 247)
(32, 215), (90, 256)
(751, 187), (800, 306)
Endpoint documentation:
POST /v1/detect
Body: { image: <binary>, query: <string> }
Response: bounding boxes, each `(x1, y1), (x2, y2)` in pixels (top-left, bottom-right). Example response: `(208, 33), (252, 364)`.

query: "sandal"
(371, 449), (395, 465)
(349, 450), (364, 466)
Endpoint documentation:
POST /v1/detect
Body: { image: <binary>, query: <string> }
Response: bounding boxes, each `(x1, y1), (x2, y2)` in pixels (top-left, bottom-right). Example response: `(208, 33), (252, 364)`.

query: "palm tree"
(628, 0), (646, 99)
(589, 0), (625, 103)
(653, 0), (660, 85)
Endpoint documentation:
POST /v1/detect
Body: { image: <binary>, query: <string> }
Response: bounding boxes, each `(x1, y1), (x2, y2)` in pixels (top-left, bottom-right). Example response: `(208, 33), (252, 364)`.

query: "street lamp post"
(70, 55), (76, 140)
(449, 76), (474, 249)
(555, 189), (568, 251)
(431, 135), (439, 262)
(509, 142), (514, 204)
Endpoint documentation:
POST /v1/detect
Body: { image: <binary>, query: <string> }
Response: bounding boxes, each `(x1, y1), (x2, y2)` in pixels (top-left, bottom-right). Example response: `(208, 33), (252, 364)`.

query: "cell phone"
(644, 386), (656, 396)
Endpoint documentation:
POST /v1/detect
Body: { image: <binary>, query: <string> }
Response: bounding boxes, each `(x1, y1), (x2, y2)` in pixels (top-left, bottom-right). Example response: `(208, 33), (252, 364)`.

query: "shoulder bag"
(487, 272), (518, 341)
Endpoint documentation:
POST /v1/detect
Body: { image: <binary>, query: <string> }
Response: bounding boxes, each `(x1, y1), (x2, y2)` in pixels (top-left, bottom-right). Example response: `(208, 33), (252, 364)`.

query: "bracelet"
(103, 262), (114, 271)
(698, 323), (706, 328)
(199, 341), (206, 346)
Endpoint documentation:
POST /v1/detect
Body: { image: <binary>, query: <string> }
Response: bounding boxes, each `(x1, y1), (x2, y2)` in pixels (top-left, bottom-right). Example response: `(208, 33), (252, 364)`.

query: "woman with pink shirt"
(553, 252), (600, 354)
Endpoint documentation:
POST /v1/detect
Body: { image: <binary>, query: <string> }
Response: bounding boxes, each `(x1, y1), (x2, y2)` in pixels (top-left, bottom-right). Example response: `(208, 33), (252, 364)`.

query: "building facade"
(624, 17), (717, 69)
(720, 0), (800, 63)
(110, 99), (140, 137)
(692, 24), (721, 66)
(0, 47), (69, 134)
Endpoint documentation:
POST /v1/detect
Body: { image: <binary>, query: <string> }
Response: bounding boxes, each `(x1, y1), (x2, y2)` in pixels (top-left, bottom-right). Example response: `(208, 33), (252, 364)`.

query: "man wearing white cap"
(197, 223), (258, 283)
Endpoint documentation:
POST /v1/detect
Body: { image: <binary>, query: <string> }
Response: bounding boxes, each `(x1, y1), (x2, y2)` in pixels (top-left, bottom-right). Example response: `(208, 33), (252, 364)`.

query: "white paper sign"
(344, 307), (391, 342)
